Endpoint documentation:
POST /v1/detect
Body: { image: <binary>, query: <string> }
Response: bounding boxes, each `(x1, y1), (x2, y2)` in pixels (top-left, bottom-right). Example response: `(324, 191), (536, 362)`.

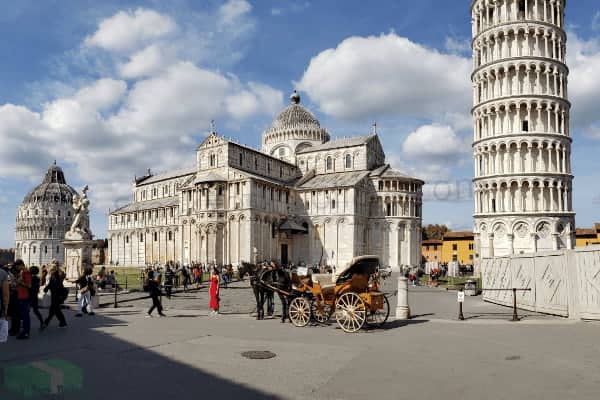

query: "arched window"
(49, 227), (52, 236)
(345, 154), (352, 169)
(44, 246), (47, 254)
(140, 233), (144, 242)
(239, 152), (243, 165)
(331, 200), (336, 209)
(126, 236), (129, 244)
(210, 154), (216, 166)
(326, 156), (333, 171)
(154, 232), (158, 241)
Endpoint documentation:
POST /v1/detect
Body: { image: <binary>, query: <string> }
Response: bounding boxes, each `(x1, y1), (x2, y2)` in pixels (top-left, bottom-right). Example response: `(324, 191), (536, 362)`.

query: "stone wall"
(482, 245), (600, 320)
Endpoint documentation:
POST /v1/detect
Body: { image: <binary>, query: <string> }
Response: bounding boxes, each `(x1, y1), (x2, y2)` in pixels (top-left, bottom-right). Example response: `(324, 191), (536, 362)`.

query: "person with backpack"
(43, 265), (67, 328)
(29, 266), (45, 330)
(76, 267), (96, 317)
(146, 270), (165, 317)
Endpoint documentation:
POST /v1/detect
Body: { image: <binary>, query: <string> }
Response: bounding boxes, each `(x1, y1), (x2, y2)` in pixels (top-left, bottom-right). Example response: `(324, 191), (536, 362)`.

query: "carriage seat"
(312, 273), (335, 289)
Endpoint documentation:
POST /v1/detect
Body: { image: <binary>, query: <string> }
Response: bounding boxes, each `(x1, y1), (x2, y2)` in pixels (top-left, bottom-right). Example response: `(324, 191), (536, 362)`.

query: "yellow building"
(421, 239), (443, 263)
(441, 231), (475, 265)
(576, 224), (600, 247)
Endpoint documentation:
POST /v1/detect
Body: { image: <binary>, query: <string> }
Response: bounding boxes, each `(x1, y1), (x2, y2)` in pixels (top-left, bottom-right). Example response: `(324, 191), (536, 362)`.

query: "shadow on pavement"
(0, 309), (281, 400)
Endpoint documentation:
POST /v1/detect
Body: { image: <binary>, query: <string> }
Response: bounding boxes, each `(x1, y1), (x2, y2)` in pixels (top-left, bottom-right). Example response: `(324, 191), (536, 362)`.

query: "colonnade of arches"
(474, 138), (570, 177)
(472, 0), (565, 37)
(371, 195), (421, 218)
(473, 61), (567, 105)
(473, 24), (565, 69)
(474, 178), (572, 214)
(473, 99), (569, 140)
(262, 127), (329, 148)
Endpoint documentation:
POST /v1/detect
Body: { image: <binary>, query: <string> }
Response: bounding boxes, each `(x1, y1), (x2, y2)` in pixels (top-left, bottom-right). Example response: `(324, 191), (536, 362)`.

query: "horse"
(239, 262), (292, 322)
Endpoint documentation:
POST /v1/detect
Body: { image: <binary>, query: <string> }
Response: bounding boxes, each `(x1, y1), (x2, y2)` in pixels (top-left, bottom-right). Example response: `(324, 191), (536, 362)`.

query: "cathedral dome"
(262, 90), (330, 164)
(266, 91), (322, 133)
(15, 162), (79, 266)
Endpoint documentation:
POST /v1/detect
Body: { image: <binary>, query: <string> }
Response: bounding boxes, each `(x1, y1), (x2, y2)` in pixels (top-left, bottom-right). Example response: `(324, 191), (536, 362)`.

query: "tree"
(422, 224), (450, 240)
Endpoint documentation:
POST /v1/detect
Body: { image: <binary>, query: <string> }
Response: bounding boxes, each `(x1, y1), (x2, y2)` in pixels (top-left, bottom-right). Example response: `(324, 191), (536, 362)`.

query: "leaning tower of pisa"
(471, 0), (575, 259)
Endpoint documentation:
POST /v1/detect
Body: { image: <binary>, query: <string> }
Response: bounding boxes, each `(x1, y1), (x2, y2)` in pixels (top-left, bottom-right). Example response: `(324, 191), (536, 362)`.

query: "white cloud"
(566, 31), (600, 138)
(592, 11), (600, 31)
(298, 33), (471, 121)
(0, 5), (282, 215)
(84, 8), (176, 52)
(445, 37), (471, 55)
(402, 124), (468, 161)
(218, 0), (252, 27)
(119, 44), (172, 78)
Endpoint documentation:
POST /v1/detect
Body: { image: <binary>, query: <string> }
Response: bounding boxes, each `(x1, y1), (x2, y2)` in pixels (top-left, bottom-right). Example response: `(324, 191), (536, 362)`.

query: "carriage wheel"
(366, 294), (390, 328)
(335, 292), (366, 333)
(289, 297), (311, 327)
(311, 300), (331, 324)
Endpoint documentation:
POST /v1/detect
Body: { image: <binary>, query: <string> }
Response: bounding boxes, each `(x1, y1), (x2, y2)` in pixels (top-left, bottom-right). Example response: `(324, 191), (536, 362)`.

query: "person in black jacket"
(29, 266), (45, 329)
(164, 266), (174, 299)
(146, 270), (165, 317)
(43, 266), (67, 328)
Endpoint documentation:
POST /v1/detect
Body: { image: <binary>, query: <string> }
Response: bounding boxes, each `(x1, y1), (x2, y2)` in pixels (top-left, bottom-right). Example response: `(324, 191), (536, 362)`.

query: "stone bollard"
(395, 276), (410, 320)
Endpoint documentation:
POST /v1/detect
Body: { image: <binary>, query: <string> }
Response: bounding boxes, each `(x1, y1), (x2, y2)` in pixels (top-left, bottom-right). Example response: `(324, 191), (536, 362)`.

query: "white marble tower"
(471, 0), (575, 258)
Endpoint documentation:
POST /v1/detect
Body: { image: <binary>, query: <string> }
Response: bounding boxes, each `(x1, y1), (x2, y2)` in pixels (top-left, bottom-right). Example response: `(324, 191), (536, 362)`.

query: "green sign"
(2, 359), (83, 398)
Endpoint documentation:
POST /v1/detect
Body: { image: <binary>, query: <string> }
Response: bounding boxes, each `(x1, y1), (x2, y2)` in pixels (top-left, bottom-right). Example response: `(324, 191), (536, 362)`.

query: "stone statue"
(66, 185), (92, 240)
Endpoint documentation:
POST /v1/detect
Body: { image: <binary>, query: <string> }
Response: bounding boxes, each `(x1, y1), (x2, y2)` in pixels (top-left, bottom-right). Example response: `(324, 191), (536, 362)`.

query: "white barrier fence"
(481, 244), (600, 320)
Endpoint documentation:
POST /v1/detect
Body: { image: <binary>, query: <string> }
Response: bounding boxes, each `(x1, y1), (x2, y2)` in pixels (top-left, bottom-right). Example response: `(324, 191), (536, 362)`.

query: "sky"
(1, 0), (599, 248)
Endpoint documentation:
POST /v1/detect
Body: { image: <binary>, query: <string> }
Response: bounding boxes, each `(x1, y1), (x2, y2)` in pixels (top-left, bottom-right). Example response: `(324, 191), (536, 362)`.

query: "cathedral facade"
(108, 92), (423, 269)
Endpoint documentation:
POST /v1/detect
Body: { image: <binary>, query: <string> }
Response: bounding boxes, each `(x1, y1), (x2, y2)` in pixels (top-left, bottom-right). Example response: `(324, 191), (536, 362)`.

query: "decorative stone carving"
(65, 185), (92, 241)
(515, 223), (529, 238)
(537, 222), (551, 239)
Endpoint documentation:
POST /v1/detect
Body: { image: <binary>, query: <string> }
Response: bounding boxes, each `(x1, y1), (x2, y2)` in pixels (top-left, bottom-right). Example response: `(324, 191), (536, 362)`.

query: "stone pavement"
(1, 275), (598, 400)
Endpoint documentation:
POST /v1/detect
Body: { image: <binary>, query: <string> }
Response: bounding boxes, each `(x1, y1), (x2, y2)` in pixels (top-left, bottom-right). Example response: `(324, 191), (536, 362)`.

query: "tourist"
(29, 266), (45, 330)
(15, 260), (32, 340)
(164, 266), (174, 299)
(1, 264), (9, 323)
(107, 270), (117, 289)
(7, 264), (20, 336)
(40, 265), (48, 286)
(209, 267), (220, 315)
(181, 265), (190, 292)
(146, 270), (165, 317)
(76, 267), (96, 317)
(193, 265), (201, 289)
(43, 265), (67, 328)
(96, 266), (107, 290)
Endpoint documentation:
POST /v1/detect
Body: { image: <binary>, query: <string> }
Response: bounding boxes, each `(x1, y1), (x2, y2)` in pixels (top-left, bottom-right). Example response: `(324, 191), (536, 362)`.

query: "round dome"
(265, 91), (322, 133)
(15, 162), (79, 266)
(22, 162), (78, 204)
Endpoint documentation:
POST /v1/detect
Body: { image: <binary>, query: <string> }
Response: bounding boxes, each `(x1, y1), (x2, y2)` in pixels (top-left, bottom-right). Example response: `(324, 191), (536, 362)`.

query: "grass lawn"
(419, 275), (481, 289)
(93, 266), (146, 291)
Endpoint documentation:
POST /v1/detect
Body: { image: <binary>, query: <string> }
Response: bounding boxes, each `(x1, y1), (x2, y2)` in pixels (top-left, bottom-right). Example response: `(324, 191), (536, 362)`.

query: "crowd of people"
(1, 259), (69, 340)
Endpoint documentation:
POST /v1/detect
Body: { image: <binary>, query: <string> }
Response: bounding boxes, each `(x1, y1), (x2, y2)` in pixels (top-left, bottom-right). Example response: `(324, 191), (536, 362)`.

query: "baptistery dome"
(15, 162), (79, 266)
(261, 90), (330, 164)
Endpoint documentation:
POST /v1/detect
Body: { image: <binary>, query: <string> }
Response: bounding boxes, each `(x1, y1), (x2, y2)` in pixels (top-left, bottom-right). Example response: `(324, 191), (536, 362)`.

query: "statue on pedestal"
(63, 185), (93, 280)
(66, 185), (92, 241)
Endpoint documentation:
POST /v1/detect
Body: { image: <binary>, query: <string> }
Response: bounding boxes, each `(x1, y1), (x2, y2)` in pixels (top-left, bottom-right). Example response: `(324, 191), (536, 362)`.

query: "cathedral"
(108, 91), (423, 269)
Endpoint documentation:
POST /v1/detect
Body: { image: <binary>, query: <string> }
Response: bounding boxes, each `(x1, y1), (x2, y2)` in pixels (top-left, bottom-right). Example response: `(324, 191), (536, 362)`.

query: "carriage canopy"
(335, 255), (380, 285)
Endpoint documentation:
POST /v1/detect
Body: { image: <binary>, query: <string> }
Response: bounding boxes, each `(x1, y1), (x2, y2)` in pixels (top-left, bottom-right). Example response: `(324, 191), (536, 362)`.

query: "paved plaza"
(2, 275), (599, 400)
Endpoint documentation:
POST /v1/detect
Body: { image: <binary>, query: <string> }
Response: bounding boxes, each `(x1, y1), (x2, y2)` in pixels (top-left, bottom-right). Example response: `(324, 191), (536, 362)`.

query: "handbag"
(0, 319), (8, 343)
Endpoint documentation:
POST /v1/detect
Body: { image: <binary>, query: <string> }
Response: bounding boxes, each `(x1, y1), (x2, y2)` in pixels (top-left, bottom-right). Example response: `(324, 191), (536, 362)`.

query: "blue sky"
(1, 0), (599, 248)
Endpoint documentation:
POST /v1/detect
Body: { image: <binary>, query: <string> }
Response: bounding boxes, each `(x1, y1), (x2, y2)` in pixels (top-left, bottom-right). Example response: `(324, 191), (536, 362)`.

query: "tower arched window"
(168, 231), (172, 241)
(326, 156), (333, 171)
(154, 232), (158, 241)
(345, 154), (352, 169)
(49, 227), (52, 236)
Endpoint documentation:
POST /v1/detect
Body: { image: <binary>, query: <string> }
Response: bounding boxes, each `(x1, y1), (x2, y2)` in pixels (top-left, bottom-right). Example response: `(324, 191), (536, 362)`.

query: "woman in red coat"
(209, 267), (220, 315)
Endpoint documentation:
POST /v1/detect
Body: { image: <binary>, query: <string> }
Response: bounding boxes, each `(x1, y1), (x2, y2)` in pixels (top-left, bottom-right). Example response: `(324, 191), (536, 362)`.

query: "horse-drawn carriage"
(288, 255), (390, 333)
